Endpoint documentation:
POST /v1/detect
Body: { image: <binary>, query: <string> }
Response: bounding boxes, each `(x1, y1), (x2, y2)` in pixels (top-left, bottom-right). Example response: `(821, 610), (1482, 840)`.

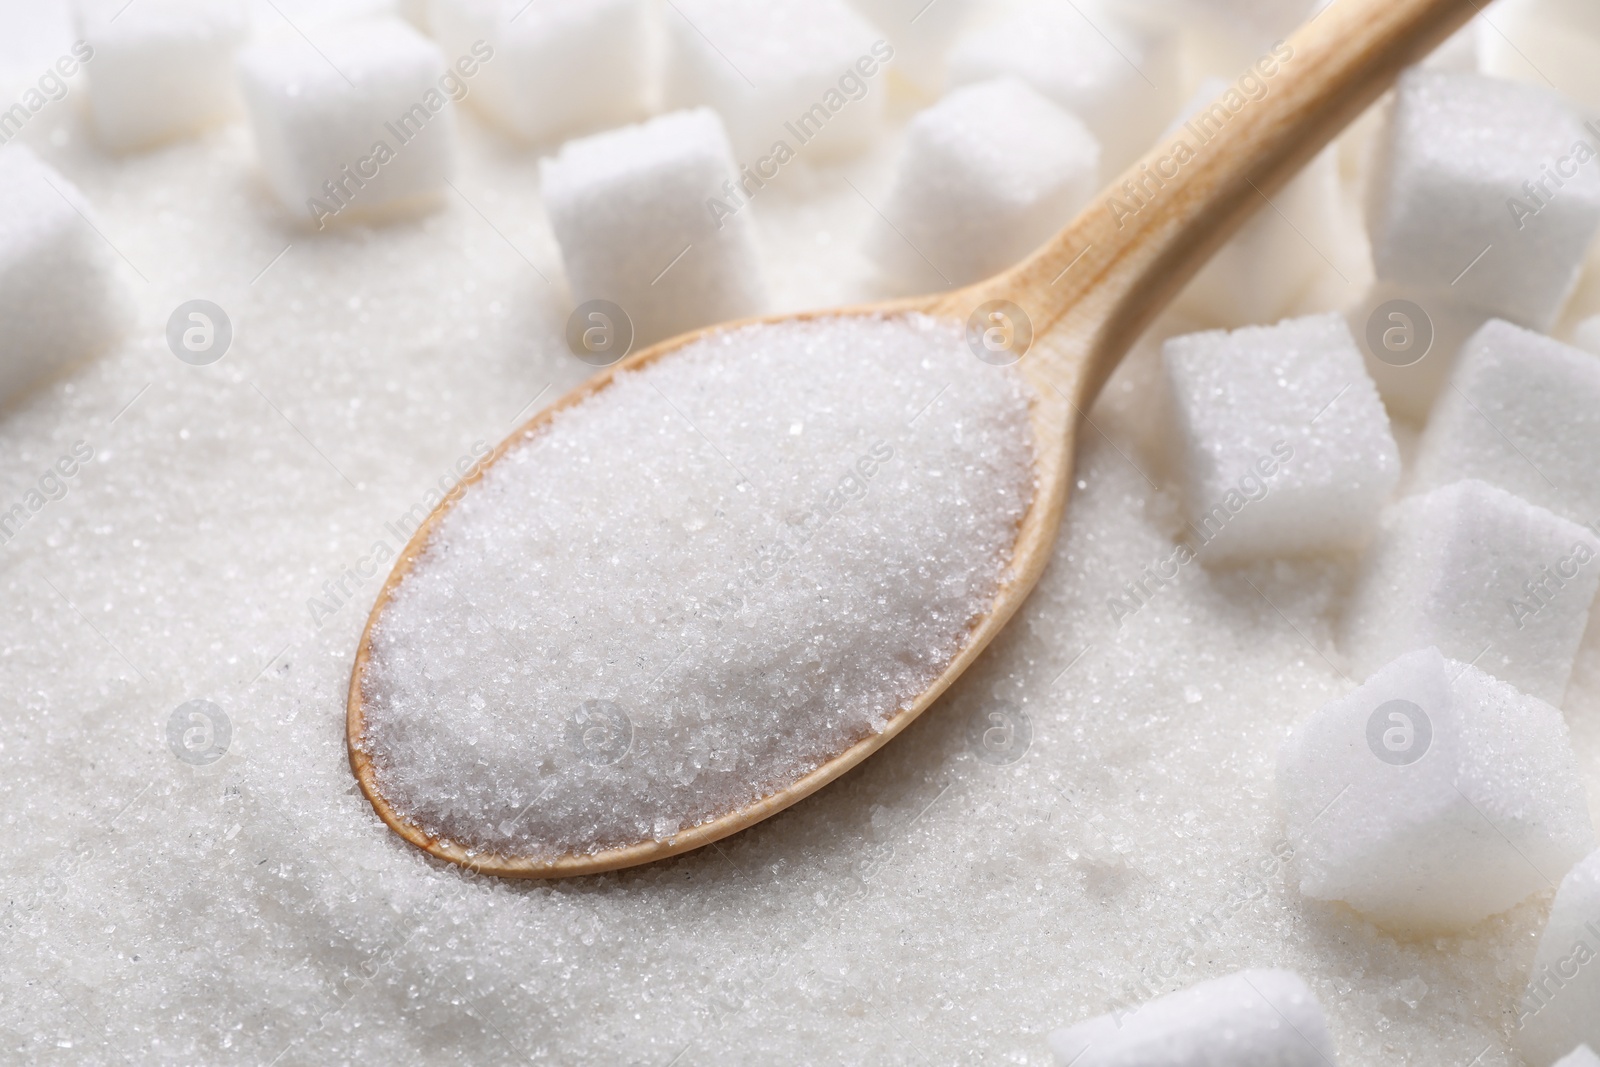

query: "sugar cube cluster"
(1259, 319), (1600, 941)
(1139, 45), (1600, 1036)
(19, 0), (1357, 382)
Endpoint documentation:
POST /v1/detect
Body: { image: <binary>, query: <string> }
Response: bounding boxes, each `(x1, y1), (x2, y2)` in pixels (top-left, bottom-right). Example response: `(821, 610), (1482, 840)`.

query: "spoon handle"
(982, 0), (1478, 404)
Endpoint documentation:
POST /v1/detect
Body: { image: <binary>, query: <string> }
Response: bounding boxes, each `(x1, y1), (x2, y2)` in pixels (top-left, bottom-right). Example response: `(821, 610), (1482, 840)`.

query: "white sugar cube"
(663, 0), (886, 162)
(1342, 480), (1600, 705)
(541, 108), (766, 346)
(427, 0), (650, 145)
(1279, 648), (1594, 933)
(1367, 71), (1600, 332)
(867, 78), (1099, 292)
(73, 0), (250, 153)
(947, 1), (1179, 175)
(1414, 320), (1600, 526)
(1048, 969), (1336, 1067)
(0, 147), (128, 405)
(846, 0), (973, 90)
(237, 17), (457, 225)
(1554, 1049), (1600, 1067)
(1514, 851), (1600, 1065)
(1162, 313), (1401, 563)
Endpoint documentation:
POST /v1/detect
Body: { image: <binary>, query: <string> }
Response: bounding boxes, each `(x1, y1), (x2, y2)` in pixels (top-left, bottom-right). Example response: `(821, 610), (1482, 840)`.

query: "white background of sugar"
(1, 0), (1598, 1064)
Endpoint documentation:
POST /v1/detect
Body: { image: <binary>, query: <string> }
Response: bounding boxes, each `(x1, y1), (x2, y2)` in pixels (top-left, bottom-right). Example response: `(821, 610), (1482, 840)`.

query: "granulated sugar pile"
(360, 315), (1034, 858)
(3, 0), (1600, 1064)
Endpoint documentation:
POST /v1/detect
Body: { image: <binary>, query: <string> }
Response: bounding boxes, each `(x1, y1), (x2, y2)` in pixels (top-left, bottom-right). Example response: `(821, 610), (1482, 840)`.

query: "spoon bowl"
(350, 0), (1477, 878)
(348, 296), (1070, 878)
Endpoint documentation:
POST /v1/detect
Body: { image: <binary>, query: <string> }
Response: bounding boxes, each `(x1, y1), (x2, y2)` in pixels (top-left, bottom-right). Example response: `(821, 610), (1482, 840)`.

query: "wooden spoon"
(349, 0), (1476, 877)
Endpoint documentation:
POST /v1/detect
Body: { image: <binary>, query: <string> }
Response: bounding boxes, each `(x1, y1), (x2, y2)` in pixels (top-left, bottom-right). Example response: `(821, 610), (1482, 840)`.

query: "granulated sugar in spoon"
(348, 0), (1477, 878)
